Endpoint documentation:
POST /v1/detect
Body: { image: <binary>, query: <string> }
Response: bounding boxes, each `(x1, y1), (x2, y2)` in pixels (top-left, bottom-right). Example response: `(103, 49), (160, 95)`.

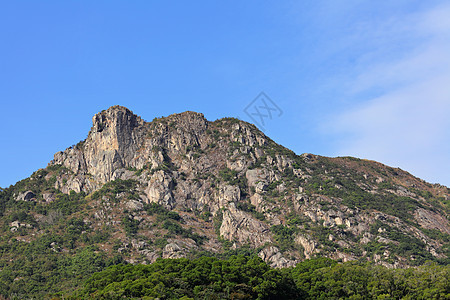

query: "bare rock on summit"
(83, 106), (146, 183)
(52, 106), (146, 192)
(50, 107), (211, 194)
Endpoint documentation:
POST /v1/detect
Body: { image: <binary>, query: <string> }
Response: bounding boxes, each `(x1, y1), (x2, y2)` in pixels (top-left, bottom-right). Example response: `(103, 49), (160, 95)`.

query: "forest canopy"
(72, 256), (450, 300)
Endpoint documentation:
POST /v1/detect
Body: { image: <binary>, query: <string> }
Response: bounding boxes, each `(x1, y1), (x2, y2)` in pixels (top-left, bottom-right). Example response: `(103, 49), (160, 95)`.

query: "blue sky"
(1, 1), (449, 187)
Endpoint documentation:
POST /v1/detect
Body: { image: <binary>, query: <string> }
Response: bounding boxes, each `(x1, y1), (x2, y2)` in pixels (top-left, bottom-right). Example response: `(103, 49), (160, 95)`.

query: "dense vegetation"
(0, 242), (122, 298)
(73, 256), (449, 299)
(0, 170), (122, 298)
(290, 258), (449, 299)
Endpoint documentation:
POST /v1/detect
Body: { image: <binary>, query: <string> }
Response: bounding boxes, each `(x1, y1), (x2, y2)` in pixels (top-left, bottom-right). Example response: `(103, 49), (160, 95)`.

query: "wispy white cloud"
(329, 3), (450, 186)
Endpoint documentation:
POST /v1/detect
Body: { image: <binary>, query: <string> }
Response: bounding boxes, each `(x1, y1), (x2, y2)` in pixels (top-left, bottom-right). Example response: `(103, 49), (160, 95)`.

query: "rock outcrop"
(220, 203), (272, 248)
(15, 190), (35, 201)
(53, 106), (146, 187)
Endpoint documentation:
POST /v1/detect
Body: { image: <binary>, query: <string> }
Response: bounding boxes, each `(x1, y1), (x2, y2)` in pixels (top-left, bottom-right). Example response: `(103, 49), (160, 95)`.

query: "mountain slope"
(0, 105), (449, 296)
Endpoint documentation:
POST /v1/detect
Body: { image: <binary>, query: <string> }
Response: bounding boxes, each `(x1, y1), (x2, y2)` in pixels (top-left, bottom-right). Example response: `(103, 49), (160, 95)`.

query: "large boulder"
(16, 190), (35, 201)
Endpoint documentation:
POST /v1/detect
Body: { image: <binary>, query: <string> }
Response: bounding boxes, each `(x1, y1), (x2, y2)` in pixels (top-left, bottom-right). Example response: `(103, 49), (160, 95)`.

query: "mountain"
(0, 105), (449, 296)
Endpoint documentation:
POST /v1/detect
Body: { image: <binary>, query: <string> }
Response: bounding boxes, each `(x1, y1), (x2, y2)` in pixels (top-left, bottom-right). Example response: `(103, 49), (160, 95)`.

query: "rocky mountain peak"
(164, 111), (208, 134)
(40, 106), (450, 268)
(52, 106), (146, 186)
(90, 105), (144, 135)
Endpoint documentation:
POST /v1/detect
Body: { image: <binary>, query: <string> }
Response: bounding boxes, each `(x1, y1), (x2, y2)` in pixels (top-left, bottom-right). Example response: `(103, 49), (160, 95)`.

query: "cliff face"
(4, 105), (450, 268)
(53, 106), (146, 188)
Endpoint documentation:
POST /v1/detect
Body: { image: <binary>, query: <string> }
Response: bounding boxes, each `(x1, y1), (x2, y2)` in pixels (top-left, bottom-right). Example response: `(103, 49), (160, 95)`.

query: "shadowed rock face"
(46, 105), (450, 267)
(15, 190), (35, 201)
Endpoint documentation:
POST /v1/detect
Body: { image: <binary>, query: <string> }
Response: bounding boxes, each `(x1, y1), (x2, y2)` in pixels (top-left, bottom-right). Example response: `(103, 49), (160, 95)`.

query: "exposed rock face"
(33, 105), (450, 267)
(53, 106), (146, 185)
(414, 208), (450, 234)
(217, 185), (240, 209)
(86, 106), (145, 179)
(258, 246), (296, 268)
(15, 190), (35, 201)
(51, 107), (211, 196)
(42, 192), (55, 203)
(220, 203), (271, 248)
(295, 234), (318, 259)
(143, 170), (175, 208)
(162, 242), (185, 259)
(162, 239), (198, 259)
(125, 200), (144, 211)
(10, 220), (33, 232)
